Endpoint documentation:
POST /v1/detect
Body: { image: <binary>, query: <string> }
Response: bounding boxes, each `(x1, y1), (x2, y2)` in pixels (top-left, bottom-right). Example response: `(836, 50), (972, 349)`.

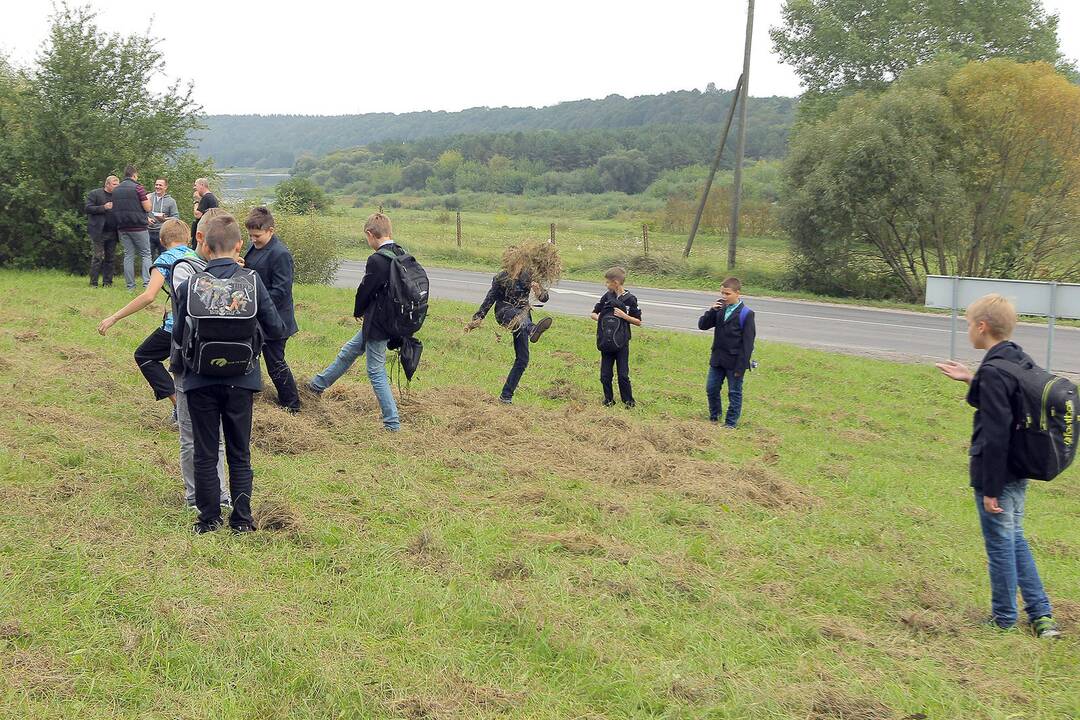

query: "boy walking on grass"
(465, 249), (555, 404)
(698, 277), (756, 428)
(590, 266), (642, 407)
(173, 213), (285, 534)
(937, 294), (1061, 638)
(243, 207), (301, 413)
(307, 213), (403, 432)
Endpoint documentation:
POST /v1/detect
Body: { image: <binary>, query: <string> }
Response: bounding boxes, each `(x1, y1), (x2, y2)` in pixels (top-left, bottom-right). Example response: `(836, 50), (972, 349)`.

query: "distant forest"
(194, 87), (797, 169)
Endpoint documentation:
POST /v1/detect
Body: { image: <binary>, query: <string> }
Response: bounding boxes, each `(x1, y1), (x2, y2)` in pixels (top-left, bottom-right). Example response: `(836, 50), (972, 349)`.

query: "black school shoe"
(530, 317), (554, 343)
(602, 399), (616, 407)
(231, 523), (256, 534)
(192, 519), (222, 534)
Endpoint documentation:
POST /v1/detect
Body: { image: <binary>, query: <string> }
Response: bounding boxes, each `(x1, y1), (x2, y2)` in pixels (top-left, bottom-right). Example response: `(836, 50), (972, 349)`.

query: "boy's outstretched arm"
(98, 269), (167, 334)
(936, 360), (974, 384)
(472, 276), (501, 322)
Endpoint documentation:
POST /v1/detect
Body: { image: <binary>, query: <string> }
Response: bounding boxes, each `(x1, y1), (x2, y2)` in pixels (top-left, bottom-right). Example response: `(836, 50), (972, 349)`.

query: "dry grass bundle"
(250, 404), (327, 455)
(500, 241), (562, 288)
(252, 499), (304, 534)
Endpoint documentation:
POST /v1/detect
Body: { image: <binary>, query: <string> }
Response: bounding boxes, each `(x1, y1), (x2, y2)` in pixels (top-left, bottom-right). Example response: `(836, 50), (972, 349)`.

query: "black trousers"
(187, 385), (255, 528)
(263, 338), (300, 411)
(500, 324), (531, 401)
(600, 346), (633, 403)
(134, 328), (175, 400)
(89, 232), (118, 286)
(149, 230), (162, 260)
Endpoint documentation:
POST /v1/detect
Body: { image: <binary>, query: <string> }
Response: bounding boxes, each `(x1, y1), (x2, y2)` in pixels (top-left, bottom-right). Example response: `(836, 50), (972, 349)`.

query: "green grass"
(1, 270), (1078, 719)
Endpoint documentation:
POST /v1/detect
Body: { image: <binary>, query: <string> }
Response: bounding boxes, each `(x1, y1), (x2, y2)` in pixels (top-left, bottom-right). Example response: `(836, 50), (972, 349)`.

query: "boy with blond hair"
(937, 294), (1061, 638)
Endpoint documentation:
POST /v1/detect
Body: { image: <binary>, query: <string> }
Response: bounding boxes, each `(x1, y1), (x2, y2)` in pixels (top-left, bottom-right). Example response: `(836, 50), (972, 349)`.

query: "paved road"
(333, 263), (1080, 373)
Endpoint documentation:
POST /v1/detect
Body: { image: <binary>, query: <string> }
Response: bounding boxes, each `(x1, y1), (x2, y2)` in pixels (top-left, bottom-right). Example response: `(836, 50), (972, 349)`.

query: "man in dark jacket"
(307, 212), (401, 431)
(697, 276), (756, 428)
(112, 165), (154, 290)
(191, 178), (219, 244)
(243, 207), (300, 412)
(465, 266), (553, 404)
(937, 293), (1060, 638)
(86, 175), (120, 287)
(172, 212), (286, 534)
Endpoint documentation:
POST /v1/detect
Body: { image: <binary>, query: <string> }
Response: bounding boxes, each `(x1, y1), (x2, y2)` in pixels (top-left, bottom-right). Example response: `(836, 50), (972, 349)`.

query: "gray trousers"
(119, 229), (152, 290)
(176, 386), (229, 504)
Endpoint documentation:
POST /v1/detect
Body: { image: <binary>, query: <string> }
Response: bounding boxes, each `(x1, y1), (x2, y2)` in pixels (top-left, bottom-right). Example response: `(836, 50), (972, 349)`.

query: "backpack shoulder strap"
(981, 357), (1023, 378)
(738, 304), (751, 329)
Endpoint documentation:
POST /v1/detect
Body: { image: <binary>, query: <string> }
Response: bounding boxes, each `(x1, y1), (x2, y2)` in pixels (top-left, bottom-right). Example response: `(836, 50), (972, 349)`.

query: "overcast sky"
(4, 1), (1079, 115)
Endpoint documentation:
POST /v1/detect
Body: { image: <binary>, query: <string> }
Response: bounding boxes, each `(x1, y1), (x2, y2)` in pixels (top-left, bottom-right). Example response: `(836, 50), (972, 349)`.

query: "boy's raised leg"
(310, 329), (366, 393)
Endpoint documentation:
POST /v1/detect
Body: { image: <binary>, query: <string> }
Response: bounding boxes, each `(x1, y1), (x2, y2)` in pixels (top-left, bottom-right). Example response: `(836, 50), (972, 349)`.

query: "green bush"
(274, 177), (328, 215)
(273, 212), (341, 285)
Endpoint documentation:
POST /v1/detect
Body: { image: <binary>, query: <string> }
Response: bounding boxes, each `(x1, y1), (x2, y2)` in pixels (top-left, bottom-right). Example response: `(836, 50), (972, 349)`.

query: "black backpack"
(596, 296), (633, 353)
(377, 247), (429, 338)
(182, 269), (262, 377)
(984, 358), (1078, 481)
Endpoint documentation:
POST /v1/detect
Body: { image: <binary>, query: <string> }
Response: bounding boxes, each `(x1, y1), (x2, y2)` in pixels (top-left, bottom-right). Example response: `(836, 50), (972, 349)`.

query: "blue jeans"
(706, 365), (744, 426)
(500, 321), (532, 402)
(311, 328), (400, 430)
(118, 229), (151, 290)
(975, 481), (1052, 627)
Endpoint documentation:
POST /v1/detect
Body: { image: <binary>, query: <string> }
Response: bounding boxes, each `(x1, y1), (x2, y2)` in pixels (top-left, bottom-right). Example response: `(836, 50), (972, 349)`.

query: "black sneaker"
(231, 523), (256, 534)
(192, 519), (222, 534)
(529, 317), (553, 343)
(624, 400), (636, 409)
(306, 382), (323, 396)
(499, 397), (513, 405)
(603, 399), (616, 407)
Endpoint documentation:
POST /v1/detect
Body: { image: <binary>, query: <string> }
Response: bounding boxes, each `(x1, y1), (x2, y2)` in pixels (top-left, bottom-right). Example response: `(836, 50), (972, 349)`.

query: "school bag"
(984, 358), (1077, 481)
(376, 247), (429, 338)
(181, 269), (262, 377)
(597, 299), (631, 353)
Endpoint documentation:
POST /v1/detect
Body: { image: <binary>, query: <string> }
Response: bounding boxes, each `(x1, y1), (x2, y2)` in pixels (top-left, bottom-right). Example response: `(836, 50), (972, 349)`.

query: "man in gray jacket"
(147, 177), (180, 259)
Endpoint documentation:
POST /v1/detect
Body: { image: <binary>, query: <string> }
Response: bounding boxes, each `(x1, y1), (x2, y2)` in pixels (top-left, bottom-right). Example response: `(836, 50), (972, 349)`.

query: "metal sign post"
(926, 275), (1080, 372)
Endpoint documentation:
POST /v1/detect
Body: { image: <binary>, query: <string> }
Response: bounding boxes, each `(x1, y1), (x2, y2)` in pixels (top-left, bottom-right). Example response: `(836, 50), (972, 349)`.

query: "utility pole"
(728, 0), (754, 270)
(683, 74), (744, 258)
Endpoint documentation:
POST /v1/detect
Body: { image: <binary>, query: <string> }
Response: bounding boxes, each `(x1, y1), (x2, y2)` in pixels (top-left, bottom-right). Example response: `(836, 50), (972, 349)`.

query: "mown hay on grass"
(250, 404), (327, 455)
(809, 690), (894, 720)
(253, 499), (304, 534)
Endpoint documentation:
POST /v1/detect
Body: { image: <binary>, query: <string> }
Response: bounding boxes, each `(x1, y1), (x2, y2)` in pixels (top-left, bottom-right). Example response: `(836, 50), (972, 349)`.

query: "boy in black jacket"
(307, 212), (403, 432)
(937, 294), (1060, 638)
(465, 258), (554, 404)
(172, 213), (286, 534)
(243, 207), (300, 413)
(697, 277), (756, 428)
(590, 266), (642, 407)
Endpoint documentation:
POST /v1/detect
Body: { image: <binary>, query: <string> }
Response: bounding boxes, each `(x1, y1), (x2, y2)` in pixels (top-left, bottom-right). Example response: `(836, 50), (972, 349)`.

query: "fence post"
(949, 276), (960, 361)
(456, 211), (461, 248)
(642, 223), (649, 255)
(1047, 281), (1058, 372)
(549, 222), (556, 245)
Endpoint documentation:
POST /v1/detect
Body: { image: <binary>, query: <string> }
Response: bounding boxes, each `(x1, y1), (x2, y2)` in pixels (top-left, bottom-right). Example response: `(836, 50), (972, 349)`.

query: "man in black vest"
(85, 175), (119, 287)
(112, 165), (153, 291)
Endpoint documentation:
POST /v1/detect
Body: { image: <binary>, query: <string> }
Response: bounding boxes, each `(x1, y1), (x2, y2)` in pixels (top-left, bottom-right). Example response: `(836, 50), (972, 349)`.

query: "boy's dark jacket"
(967, 340), (1029, 498)
(474, 270), (549, 328)
(593, 290), (642, 345)
(171, 258), (286, 393)
(244, 234), (298, 339)
(698, 302), (756, 371)
(84, 187), (116, 238)
(353, 242), (405, 342)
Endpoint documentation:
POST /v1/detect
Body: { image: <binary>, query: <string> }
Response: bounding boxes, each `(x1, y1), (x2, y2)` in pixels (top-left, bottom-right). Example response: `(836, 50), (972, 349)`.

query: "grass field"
(328, 206), (793, 293)
(1, 270), (1078, 719)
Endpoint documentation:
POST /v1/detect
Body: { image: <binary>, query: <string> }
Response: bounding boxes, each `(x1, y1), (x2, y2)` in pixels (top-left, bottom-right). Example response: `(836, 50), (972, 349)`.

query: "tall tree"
(0, 4), (208, 270)
(782, 60), (1080, 302)
(771, 0), (1072, 117)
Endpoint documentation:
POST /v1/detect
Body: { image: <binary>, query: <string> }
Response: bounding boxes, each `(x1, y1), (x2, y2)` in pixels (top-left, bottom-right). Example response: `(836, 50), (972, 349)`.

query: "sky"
(3, 0), (1079, 116)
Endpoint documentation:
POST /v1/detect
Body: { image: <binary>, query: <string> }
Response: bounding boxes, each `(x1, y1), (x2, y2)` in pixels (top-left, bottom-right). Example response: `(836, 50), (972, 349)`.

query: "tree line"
(196, 90), (796, 169)
(292, 124), (791, 199)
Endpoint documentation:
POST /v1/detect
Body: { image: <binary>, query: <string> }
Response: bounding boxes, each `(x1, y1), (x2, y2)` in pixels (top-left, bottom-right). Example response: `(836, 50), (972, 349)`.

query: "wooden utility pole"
(642, 223), (649, 255)
(682, 74), (744, 258)
(549, 223), (556, 244)
(728, 0), (755, 270)
(456, 211), (461, 247)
